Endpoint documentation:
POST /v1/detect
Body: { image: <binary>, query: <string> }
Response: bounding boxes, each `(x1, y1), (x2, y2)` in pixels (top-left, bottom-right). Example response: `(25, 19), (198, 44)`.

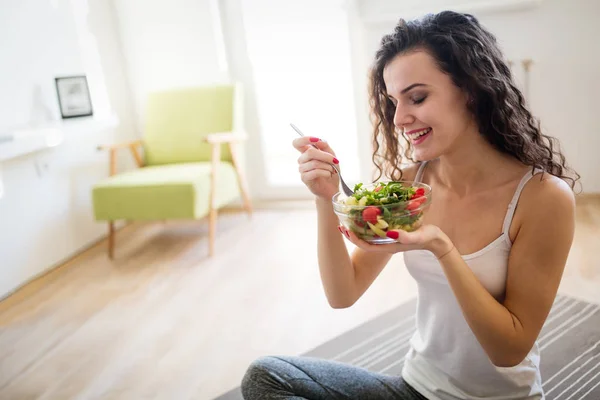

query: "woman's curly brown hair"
(369, 11), (580, 190)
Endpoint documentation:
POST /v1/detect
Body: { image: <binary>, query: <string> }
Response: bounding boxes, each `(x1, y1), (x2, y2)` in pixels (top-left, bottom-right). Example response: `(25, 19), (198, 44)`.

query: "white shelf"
(59, 113), (120, 136)
(0, 125), (64, 162)
(0, 114), (119, 163)
(0, 114), (119, 199)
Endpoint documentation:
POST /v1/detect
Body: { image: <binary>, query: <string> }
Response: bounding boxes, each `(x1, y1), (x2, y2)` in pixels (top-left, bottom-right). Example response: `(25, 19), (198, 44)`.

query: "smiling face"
(383, 49), (477, 161)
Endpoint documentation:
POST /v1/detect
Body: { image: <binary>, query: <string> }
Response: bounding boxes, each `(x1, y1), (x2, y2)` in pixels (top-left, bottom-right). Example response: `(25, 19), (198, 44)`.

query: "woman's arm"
(316, 163), (421, 308)
(315, 198), (392, 308)
(435, 175), (575, 367)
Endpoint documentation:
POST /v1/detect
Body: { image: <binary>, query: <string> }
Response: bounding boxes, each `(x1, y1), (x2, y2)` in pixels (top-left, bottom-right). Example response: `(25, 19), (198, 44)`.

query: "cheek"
(415, 103), (438, 127)
(418, 104), (446, 134)
(431, 100), (470, 136)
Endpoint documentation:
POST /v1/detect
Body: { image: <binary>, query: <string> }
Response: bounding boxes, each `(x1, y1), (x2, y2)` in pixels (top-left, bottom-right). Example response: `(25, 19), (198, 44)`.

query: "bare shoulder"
(518, 171), (576, 228)
(523, 172), (575, 214)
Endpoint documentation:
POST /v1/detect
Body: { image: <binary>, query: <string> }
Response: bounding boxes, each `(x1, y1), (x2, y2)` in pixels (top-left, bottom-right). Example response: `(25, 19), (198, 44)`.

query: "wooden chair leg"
(239, 176), (253, 218)
(108, 221), (115, 259)
(228, 143), (253, 217)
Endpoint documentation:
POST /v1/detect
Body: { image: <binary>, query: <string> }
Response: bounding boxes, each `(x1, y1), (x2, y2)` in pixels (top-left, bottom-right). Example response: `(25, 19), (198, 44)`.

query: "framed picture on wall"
(54, 75), (93, 119)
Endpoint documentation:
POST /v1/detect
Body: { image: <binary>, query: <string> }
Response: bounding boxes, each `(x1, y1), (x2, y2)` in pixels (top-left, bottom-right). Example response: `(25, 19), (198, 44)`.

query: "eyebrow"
(387, 83), (429, 100)
(400, 83), (428, 94)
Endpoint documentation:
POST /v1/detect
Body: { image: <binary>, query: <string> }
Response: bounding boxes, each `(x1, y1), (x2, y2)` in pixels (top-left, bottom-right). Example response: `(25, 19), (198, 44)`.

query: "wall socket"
(34, 158), (50, 178)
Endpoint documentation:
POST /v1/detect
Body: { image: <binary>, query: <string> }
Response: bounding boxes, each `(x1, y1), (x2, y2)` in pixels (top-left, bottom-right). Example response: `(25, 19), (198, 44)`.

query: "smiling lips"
(406, 127), (432, 144)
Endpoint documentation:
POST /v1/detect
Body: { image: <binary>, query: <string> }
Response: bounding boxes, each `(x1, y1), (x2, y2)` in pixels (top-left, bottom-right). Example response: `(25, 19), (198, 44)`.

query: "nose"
(393, 103), (415, 130)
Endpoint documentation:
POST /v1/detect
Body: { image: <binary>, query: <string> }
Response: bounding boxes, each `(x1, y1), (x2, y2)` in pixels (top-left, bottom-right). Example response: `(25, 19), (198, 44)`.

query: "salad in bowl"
(332, 181), (432, 244)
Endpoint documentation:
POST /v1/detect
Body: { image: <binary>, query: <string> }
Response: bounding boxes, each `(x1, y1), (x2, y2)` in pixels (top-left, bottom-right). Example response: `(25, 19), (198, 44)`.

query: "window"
(240, 0), (361, 190)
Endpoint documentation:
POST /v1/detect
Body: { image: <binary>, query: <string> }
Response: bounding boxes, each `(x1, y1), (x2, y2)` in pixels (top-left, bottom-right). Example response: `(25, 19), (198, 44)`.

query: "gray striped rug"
(216, 294), (600, 399)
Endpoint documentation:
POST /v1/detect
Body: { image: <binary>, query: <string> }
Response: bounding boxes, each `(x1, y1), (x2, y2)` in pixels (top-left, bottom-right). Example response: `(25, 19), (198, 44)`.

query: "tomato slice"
(406, 196), (426, 210)
(410, 188), (425, 199)
(361, 206), (381, 224)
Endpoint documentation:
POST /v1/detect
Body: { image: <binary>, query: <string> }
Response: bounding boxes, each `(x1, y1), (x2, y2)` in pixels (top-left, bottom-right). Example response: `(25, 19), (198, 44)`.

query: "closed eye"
(412, 96), (427, 105)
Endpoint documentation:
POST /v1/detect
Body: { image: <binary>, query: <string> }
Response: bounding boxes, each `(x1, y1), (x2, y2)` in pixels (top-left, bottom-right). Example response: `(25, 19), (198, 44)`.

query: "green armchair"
(92, 83), (252, 258)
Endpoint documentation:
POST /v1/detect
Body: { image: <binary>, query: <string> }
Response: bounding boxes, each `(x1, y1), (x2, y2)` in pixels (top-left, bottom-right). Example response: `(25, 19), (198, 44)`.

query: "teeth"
(408, 128), (431, 139)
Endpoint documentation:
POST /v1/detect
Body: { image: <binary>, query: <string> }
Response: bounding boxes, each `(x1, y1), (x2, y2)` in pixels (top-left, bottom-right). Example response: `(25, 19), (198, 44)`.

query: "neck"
(436, 130), (517, 196)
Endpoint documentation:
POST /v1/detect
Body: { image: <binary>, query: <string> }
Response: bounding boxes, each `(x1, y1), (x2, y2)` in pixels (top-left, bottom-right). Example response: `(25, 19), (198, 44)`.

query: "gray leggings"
(241, 355), (428, 400)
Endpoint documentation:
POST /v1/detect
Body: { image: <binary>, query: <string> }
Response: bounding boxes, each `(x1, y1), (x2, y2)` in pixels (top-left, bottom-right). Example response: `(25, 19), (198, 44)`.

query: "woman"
(242, 10), (579, 400)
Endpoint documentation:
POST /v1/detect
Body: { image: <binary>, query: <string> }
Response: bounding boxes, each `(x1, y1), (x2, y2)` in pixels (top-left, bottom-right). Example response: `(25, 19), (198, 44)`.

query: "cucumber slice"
(367, 222), (387, 238)
(345, 196), (358, 205)
(375, 218), (388, 229)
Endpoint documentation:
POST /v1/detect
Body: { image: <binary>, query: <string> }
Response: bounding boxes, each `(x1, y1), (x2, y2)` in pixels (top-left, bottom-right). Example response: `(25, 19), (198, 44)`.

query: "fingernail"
(386, 231), (399, 239)
(309, 137), (320, 142)
(338, 226), (342, 233)
(345, 229), (350, 238)
(333, 158), (339, 164)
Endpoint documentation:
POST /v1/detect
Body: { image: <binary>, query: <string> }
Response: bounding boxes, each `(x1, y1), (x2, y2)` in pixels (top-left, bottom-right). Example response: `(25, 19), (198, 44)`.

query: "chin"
(413, 148), (439, 162)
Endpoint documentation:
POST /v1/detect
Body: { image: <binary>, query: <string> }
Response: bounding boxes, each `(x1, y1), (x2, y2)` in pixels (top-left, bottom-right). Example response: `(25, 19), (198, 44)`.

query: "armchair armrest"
(96, 139), (144, 175)
(204, 132), (247, 144)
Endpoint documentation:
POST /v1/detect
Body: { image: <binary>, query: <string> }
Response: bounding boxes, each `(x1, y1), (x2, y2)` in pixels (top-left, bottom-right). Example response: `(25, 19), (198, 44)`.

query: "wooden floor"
(0, 196), (599, 400)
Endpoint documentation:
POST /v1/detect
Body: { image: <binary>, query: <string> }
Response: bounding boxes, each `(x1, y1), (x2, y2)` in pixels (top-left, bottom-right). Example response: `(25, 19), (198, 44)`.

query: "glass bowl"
(332, 181), (432, 244)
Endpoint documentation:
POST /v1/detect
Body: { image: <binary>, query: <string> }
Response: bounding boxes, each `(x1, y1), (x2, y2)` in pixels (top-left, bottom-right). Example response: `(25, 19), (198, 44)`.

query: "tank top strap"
(502, 168), (545, 234)
(414, 161), (429, 183)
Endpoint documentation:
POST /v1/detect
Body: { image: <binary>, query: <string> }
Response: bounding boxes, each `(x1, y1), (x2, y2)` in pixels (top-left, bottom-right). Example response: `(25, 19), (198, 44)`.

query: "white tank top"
(402, 161), (546, 400)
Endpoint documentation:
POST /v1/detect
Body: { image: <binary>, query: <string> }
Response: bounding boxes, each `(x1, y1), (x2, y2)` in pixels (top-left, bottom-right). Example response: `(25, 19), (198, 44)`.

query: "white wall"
(355, 0), (600, 193)
(0, 0), (137, 298)
(357, 0), (543, 22)
(112, 0), (230, 133)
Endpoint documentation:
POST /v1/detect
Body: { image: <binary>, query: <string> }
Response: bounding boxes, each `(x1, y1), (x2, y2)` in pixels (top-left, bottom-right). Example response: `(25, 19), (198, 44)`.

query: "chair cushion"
(92, 162), (239, 221)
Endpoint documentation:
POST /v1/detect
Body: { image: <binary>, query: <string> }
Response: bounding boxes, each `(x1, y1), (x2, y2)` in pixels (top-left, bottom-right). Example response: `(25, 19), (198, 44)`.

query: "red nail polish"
(345, 230), (350, 238)
(386, 231), (399, 239)
(309, 137), (320, 142)
(333, 158), (339, 164)
(338, 226), (342, 233)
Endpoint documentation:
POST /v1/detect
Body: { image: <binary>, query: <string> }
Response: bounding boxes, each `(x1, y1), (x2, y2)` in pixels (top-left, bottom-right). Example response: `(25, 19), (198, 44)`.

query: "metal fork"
(290, 123), (354, 197)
